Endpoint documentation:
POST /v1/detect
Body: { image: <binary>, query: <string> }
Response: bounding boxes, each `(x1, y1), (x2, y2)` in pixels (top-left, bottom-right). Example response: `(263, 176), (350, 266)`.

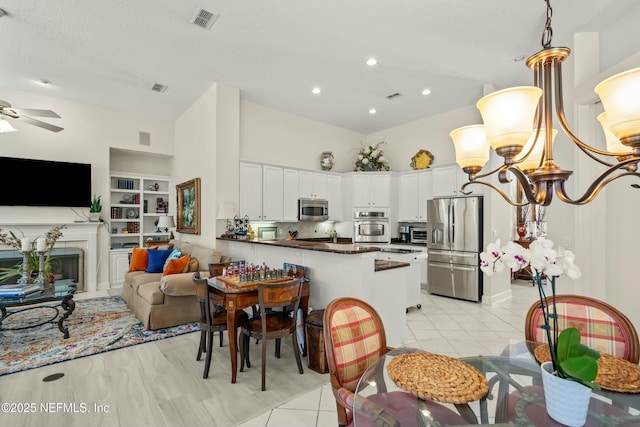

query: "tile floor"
(236, 281), (539, 427)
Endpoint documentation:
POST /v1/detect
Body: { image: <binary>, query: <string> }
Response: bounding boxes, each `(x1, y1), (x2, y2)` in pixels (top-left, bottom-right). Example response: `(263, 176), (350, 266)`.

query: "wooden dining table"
(205, 276), (310, 383)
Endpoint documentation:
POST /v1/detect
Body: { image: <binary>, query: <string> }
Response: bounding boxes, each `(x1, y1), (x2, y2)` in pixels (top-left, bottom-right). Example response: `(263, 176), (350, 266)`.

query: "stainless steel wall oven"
(353, 211), (390, 243)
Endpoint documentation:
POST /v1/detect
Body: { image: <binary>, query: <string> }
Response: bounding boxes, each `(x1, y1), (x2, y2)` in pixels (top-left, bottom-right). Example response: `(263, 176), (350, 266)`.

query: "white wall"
(240, 101), (363, 172)
(173, 85), (220, 247)
(366, 105), (481, 172)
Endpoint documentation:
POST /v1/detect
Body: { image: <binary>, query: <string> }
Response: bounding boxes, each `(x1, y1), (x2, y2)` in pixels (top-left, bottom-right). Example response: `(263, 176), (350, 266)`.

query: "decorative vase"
(89, 212), (101, 222)
(320, 151), (334, 171)
(540, 361), (592, 427)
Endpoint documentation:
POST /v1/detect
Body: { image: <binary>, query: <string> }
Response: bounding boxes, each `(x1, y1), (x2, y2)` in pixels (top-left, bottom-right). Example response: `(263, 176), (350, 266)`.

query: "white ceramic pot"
(540, 361), (592, 427)
(89, 212), (101, 222)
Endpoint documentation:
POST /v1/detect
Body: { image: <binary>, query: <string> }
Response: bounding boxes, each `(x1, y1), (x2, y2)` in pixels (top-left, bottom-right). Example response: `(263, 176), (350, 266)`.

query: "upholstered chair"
(322, 297), (470, 427)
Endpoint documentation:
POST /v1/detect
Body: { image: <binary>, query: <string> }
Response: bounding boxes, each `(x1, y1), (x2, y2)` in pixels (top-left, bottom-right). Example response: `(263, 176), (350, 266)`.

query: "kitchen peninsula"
(215, 238), (410, 346)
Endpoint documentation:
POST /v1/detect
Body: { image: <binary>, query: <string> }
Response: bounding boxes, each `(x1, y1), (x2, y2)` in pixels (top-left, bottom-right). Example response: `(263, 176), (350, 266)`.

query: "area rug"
(0, 295), (199, 376)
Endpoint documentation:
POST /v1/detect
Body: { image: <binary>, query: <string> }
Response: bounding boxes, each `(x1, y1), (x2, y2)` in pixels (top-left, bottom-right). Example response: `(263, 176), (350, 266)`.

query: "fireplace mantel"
(0, 222), (100, 292)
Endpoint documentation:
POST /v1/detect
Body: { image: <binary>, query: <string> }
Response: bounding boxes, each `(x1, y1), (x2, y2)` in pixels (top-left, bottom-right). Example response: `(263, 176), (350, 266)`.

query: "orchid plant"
(481, 237), (600, 389)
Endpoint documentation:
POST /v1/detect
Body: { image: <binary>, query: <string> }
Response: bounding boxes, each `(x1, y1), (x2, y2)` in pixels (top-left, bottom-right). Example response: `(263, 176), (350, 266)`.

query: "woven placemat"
(386, 352), (489, 404)
(534, 345), (640, 393)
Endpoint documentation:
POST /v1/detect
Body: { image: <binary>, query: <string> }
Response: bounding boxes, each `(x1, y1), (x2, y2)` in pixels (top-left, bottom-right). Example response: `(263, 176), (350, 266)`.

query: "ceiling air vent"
(386, 92), (401, 100)
(151, 83), (168, 93)
(192, 8), (218, 30)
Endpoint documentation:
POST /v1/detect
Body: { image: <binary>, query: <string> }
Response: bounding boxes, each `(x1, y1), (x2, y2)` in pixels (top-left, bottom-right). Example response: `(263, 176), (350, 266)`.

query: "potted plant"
(354, 141), (390, 171)
(480, 237), (599, 426)
(89, 194), (102, 222)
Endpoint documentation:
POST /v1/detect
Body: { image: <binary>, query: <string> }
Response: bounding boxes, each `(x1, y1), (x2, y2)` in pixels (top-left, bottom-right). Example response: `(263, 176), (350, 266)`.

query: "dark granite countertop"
(216, 237), (381, 254)
(374, 259), (410, 271)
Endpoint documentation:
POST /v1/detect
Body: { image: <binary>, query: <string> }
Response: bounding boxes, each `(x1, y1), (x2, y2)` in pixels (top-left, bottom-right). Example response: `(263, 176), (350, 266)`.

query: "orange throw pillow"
(129, 248), (149, 272)
(162, 254), (190, 277)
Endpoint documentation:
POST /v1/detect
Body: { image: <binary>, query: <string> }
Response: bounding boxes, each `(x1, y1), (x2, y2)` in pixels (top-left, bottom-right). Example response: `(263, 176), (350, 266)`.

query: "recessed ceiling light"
(366, 58), (378, 66)
(369, 109), (377, 115)
(421, 88), (432, 96)
(311, 87), (321, 95)
(36, 79), (51, 86)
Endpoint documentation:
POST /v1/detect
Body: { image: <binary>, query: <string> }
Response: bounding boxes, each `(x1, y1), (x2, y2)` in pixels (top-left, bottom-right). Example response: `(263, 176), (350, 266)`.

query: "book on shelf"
(0, 283), (42, 297)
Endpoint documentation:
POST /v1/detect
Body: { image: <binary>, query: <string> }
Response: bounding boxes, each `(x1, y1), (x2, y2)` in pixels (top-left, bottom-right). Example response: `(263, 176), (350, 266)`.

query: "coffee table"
(0, 282), (77, 338)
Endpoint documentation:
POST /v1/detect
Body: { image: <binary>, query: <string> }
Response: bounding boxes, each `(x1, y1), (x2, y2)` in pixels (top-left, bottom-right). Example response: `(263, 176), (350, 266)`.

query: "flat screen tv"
(0, 156), (92, 207)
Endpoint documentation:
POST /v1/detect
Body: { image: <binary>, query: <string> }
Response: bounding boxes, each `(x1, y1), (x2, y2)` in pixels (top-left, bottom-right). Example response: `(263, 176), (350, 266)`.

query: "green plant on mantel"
(0, 225), (66, 284)
(90, 194), (102, 213)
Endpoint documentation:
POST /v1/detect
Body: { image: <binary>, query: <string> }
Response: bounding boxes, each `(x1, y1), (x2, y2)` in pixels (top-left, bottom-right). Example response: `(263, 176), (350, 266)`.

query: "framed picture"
(176, 178), (201, 234)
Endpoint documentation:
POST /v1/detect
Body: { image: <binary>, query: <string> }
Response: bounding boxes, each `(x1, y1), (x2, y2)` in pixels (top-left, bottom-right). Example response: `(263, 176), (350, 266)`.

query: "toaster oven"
(409, 227), (428, 244)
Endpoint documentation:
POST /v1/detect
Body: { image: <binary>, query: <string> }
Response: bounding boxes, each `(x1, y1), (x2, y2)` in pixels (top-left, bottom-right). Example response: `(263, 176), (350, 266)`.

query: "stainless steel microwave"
(298, 198), (329, 221)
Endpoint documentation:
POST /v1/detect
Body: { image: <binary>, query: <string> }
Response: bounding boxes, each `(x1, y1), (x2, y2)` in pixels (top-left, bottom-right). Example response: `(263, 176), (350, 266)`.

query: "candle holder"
(18, 250), (30, 285)
(33, 250), (46, 290)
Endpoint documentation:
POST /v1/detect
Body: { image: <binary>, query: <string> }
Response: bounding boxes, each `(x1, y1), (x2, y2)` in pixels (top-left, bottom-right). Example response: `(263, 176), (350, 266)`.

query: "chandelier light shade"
(450, 125), (490, 171)
(594, 68), (640, 141)
(476, 86), (542, 153)
(597, 113), (633, 155)
(450, 0), (640, 206)
(516, 128), (558, 172)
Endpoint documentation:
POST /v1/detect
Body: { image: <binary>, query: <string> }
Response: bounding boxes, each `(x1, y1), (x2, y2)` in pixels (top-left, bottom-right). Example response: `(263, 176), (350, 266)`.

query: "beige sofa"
(121, 239), (228, 330)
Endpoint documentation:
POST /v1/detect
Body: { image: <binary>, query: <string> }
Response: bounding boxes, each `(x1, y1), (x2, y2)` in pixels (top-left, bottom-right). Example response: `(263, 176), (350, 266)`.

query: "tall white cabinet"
(432, 164), (480, 198)
(398, 170), (433, 222)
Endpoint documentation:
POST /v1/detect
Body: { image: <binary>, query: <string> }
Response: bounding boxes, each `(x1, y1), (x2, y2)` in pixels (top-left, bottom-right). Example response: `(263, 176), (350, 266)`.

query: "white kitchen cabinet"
(239, 162), (264, 220)
(109, 250), (131, 287)
(352, 174), (390, 208)
(398, 173), (419, 221)
(432, 164), (477, 198)
(262, 165), (283, 221)
(299, 170), (327, 199)
(326, 173), (343, 221)
(418, 171), (433, 221)
(283, 168), (299, 222)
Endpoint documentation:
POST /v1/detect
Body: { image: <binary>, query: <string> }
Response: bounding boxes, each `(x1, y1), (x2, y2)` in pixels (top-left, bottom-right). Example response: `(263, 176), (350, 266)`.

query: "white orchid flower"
(502, 241), (530, 271)
(480, 239), (503, 275)
(481, 236), (581, 281)
(529, 238), (557, 274)
(556, 247), (582, 279)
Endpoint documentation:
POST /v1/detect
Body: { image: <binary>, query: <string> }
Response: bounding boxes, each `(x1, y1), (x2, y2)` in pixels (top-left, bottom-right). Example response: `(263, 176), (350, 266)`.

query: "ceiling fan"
(0, 99), (64, 132)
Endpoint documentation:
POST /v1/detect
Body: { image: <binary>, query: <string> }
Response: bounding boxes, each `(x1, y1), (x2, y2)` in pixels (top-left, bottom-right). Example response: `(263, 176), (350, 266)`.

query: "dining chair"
(239, 277), (304, 391)
(525, 294), (639, 363)
(192, 271), (248, 379)
(498, 294), (640, 425)
(323, 297), (470, 427)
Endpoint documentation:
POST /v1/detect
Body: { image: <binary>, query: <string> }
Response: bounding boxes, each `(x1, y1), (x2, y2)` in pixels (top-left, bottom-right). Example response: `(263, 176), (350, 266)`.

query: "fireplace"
(0, 247), (84, 286)
(0, 223), (99, 292)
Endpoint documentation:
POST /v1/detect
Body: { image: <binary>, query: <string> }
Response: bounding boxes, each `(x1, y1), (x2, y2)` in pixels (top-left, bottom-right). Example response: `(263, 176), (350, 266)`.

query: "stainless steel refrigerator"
(426, 196), (483, 302)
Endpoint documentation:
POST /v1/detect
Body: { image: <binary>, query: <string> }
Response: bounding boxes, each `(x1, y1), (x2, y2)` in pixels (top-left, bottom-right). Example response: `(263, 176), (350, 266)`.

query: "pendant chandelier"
(450, 0), (640, 206)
